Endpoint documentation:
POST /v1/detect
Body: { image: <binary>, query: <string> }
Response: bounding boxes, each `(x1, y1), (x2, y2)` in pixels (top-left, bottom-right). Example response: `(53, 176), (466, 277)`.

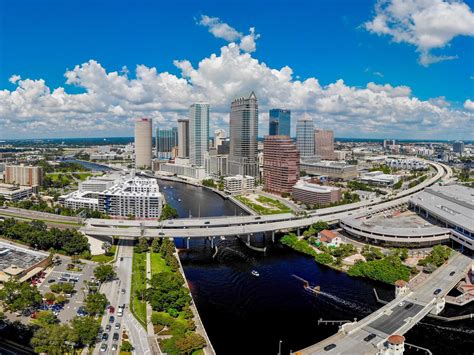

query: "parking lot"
(37, 256), (96, 322)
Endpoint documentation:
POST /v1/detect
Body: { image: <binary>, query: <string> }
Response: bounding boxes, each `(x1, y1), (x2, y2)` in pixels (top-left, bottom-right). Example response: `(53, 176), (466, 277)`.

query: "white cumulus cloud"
(364, 0), (474, 66)
(464, 99), (474, 111)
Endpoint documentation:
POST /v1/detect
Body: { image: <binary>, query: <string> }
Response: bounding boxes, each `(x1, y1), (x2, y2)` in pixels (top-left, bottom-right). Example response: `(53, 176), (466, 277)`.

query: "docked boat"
(251, 270), (260, 277)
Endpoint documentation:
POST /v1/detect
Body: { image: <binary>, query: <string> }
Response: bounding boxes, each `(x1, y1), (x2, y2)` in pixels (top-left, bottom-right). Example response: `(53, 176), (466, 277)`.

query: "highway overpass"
(296, 253), (472, 355)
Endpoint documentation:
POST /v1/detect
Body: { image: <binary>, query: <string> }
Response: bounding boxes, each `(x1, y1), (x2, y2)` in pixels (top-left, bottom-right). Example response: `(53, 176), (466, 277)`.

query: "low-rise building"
(0, 183), (34, 201)
(317, 230), (342, 247)
(300, 158), (357, 180)
(386, 158), (428, 171)
(60, 190), (99, 211)
(159, 161), (206, 180)
(292, 179), (341, 207)
(224, 175), (255, 195)
(360, 171), (400, 186)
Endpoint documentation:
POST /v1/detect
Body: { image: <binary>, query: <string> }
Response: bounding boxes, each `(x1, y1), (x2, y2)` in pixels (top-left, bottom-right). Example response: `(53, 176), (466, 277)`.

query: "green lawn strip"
(235, 195), (289, 215)
(131, 250), (147, 327)
(150, 251), (171, 274)
(0, 211), (81, 226)
(90, 245), (117, 263)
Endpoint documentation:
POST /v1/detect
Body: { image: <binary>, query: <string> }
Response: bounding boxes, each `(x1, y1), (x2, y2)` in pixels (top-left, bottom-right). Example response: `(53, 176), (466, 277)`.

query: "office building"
(189, 103), (210, 167)
(296, 118), (315, 157)
(135, 118), (153, 169)
(4, 165), (43, 187)
(177, 119), (190, 158)
(224, 175), (255, 195)
(229, 92), (259, 177)
(386, 158), (428, 171)
(214, 128), (226, 148)
(269, 109), (291, 137)
(292, 179), (341, 207)
(383, 139), (396, 149)
(218, 139), (230, 155)
(159, 160), (206, 180)
(0, 183), (34, 201)
(300, 158), (358, 180)
(156, 127), (178, 159)
(314, 129), (335, 160)
(453, 141), (465, 154)
(263, 136), (300, 194)
(360, 171), (400, 186)
(205, 149), (229, 177)
(410, 184), (474, 251)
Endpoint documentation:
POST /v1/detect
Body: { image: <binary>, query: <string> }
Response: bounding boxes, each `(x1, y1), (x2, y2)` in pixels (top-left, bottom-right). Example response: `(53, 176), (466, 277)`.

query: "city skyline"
(1, 0), (473, 140)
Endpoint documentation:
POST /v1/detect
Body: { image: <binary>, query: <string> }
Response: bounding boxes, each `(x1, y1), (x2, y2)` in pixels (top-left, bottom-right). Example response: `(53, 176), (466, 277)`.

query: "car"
(111, 343), (118, 351)
(255, 216), (261, 220)
(115, 322), (121, 330)
(434, 288), (442, 295)
(59, 277), (68, 282)
(113, 332), (119, 341)
(121, 288), (126, 294)
(120, 257), (123, 261)
(109, 316), (115, 323)
(100, 343), (108, 352)
(449, 271), (455, 276)
(68, 278), (77, 283)
(405, 303), (414, 310)
(105, 324), (111, 332)
(364, 334), (376, 342)
(61, 273), (71, 279)
(324, 344), (337, 351)
(398, 302), (405, 307)
(108, 306), (115, 313)
(101, 333), (108, 341)
(48, 279), (56, 283)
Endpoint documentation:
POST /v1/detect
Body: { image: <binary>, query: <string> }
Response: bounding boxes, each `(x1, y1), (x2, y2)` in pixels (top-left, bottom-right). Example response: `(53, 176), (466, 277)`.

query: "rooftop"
(0, 242), (48, 275)
(293, 180), (340, 193)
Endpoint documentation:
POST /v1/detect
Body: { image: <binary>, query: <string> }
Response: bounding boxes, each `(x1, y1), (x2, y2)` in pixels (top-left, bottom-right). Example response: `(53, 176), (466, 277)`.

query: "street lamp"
(278, 340), (282, 355)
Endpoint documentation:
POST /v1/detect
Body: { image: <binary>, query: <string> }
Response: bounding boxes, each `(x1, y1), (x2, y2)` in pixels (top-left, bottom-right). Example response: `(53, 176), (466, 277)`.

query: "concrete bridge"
(295, 253), (472, 355)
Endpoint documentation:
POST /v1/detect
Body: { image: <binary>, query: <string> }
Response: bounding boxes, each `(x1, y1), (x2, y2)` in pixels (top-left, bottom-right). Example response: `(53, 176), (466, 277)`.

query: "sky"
(0, 0), (473, 140)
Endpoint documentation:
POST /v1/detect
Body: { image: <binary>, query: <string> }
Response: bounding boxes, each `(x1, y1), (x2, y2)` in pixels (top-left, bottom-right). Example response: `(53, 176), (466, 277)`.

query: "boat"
(251, 270), (260, 277)
(292, 274), (321, 295)
(178, 198), (182, 202)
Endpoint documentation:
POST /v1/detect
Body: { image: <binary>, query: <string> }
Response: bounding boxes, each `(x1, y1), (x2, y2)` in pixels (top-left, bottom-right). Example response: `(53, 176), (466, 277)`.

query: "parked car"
(100, 343), (107, 352)
(364, 334), (376, 342)
(434, 288), (442, 295)
(48, 279), (56, 283)
(324, 344), (336, 351)
(113, 332), (119, 341)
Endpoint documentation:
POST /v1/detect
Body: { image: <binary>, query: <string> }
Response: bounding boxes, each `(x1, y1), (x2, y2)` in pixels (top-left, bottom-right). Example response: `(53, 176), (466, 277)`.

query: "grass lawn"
(236, 195), (291, 215)
(90, 245), (117, 263)
(131, 249), (147, 327)
(150, 251), (171, 275)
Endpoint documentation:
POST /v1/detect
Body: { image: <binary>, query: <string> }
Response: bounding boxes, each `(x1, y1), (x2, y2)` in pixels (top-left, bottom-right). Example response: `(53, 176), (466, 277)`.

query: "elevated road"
(297, 253), (472, 354)
(82, 161), (448, 239)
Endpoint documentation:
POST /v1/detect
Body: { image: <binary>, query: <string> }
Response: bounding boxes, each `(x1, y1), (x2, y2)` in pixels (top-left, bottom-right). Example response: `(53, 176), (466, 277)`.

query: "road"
(94, 240), (152, 355)
(297, 253), (472, 354)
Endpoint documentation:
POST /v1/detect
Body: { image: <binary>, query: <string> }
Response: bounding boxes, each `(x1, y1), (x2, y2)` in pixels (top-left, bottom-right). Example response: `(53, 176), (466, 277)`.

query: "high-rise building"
(269, 109), (291, 137)
(314, 129), (335, 160)
(156, 127), (178, 159)
(383, 139), (396, 149)
(263, 136), (300, 194)
(229, 92), (259, 177)
(135, 118), (153, 169)
(177, 119), (190, 158)
(5, 165), (43, 187)
(296, 118), (315, 157)
(453, 141), (465, 154)
(189, 103), (210, 167)
(214, 128), (226, 148)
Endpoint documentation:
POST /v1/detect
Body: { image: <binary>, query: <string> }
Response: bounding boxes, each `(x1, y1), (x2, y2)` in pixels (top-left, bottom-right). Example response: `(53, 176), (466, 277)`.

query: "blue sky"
(1, 0), (473, 139)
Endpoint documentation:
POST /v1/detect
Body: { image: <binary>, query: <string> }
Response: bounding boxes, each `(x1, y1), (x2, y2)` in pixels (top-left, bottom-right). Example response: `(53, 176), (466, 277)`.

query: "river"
(158, 178), (474, 355)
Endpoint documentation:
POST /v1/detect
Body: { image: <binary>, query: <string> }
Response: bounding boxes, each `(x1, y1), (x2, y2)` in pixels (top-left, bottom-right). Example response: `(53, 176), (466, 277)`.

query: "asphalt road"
(367, 302), (423, 335)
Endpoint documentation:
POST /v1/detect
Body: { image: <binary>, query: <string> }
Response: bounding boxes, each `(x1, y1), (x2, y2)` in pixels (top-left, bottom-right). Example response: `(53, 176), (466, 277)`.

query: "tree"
(175, 332), (206, 353)
(93, 264), (116, 282)
(311, 221), (329, 233)
(44, 292), (56, 303)
(121, 341), (133, 352)
(0, 280), (42, 312)
(31, 324), (76, 354)
(151, 238), (161, 253)
(35, 311), (58, 326)
(84, 293), (108, 316)
(160, 204), (178, 220)
(135, 237), (149, 253)
(71, 316), (100, 346)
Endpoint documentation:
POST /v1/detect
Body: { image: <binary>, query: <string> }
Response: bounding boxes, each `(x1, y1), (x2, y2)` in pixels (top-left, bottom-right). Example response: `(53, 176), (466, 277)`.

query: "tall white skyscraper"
(296, 118), (315, 157)
(214, 128), (226, 148)
(177, 119), (189, 158)
(134, 118), (153, 169)
(229, 92), (259, 177)
(189, 103), (209, 167)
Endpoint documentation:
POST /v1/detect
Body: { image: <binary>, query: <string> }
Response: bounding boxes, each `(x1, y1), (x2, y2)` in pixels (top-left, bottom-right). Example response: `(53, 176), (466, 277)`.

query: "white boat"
(251, 270), (260, 277)
(178, 198), (182, 202)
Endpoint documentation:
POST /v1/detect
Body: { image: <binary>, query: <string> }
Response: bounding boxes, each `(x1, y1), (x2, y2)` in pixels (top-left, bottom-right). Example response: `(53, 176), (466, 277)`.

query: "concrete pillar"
(186, 237), (190, 249)
(272, 230), (275, 243)
(247, 234), (250, 245)
(211, 237), (215, 249)
(297, 228), (300, 237)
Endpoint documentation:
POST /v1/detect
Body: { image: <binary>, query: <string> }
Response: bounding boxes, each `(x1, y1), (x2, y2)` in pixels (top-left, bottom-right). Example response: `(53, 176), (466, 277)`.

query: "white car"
(100, 343), (107, 352)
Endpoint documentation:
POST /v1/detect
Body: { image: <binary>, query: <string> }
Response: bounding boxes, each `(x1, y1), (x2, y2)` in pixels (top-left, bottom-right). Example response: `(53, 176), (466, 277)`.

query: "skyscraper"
(214, 128), (226, 148)
(229, 92), (259, 177)
(269, 109), (291, 137)
(135, 118), (152, 169)
(156, 127), (178, 159)
(189, 103), (210, 167)
(314, 129), (335, 160)
(296, 117), (315, 157)
(263, 135), (300, 194)
(453, 141), (465, 154)
(177, 119), (190, 158)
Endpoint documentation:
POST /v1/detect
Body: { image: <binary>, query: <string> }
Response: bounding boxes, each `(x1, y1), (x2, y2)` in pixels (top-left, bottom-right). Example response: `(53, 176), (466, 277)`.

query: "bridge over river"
(295, 253), (472, 355)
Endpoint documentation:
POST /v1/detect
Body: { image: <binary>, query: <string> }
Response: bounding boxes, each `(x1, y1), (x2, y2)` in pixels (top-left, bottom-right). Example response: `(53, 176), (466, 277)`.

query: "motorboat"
(251, 270), (260, 277)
